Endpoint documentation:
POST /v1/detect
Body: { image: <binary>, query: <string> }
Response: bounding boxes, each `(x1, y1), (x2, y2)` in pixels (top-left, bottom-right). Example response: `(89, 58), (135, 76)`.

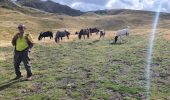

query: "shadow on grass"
(0, 78), (26, 91)
(110, 42), (124, 45)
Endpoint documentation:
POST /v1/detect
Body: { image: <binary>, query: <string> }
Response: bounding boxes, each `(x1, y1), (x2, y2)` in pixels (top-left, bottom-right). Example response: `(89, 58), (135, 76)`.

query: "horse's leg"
(96, 32), (98, 35)
(57, 38), (59, 43)
(67, 35), (69, 39)
(120, 36), (122, 43)
(115, 36), (118, 43)
(126, 33), (129, 43)
(79, 35), (81, 40)
(58, 37), (60, 42)
(101, 33), (104, 39)
(55, 37), (57, 43)
(87, 34), (89, 39)
(103, 33), (105, 39)
(83, 35), (85, 39)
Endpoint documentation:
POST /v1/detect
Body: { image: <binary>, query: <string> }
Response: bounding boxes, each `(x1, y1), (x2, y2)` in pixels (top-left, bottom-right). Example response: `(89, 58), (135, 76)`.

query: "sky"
(48, 0), (170, 13)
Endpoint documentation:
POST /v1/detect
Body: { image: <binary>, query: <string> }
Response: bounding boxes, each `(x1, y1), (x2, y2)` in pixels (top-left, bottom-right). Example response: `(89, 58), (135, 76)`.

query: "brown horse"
(55, 30), (70, 43)
(75, 29), (90, 39)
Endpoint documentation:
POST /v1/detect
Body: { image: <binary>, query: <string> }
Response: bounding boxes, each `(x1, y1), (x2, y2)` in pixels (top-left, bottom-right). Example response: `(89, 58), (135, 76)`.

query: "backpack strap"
(12, 33), (19, 46)
(25, 33), (34, 48)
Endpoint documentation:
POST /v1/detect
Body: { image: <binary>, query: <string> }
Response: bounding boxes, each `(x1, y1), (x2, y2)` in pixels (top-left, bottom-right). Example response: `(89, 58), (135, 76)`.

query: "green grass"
(0, 32), (170, 100)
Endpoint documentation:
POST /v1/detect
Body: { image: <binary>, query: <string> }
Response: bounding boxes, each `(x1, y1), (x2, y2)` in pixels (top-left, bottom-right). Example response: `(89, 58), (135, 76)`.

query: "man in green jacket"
(12, 24), (34, 81)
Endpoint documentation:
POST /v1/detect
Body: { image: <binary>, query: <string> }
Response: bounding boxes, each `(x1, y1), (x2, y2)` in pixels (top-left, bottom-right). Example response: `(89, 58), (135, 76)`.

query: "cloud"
(70, 2), (105, 11)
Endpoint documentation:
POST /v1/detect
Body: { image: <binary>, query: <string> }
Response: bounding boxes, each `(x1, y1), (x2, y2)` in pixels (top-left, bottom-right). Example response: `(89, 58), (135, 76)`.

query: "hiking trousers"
(14, 49), (32, 78)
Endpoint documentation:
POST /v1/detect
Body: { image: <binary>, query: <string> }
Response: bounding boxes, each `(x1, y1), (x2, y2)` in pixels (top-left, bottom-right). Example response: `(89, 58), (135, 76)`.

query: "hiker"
(11, 24), (34, 81)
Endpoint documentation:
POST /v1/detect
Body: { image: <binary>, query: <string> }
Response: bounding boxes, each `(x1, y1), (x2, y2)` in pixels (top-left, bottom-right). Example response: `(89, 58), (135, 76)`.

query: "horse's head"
(38, 32), (43, 41)
(49, 31), (53, 38)
(64, 30), (70, 35)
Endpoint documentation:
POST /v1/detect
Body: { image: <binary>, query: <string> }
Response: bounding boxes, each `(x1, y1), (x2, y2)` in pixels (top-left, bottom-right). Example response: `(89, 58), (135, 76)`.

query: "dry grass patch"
(163, 33), (170, 41)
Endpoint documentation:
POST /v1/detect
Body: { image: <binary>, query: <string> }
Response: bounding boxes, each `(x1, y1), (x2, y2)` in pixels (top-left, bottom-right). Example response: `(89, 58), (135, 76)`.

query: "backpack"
(25, 33), (34, 49)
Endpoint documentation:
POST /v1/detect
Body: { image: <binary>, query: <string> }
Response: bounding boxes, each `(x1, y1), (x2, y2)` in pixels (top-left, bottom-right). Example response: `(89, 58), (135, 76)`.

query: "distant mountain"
(93, 9), (156, 15)
(0, 0), (18, 9)
(0, 0), (47, 16)
(16, 0), (83, 16)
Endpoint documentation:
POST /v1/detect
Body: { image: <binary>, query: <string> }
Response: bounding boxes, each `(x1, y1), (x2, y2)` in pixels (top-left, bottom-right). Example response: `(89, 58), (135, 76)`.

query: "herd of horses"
(38, 27), (129, 44)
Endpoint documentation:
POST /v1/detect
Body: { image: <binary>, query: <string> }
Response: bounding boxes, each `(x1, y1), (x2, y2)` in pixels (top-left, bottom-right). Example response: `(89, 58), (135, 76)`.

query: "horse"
(55, 30), (70, 43)
(38, 31), (53, 41)
(99, 29), (105, 38)
(75, 29), (90, 39)
(114, 28), (129, 43)
(89, 28), (100, 36)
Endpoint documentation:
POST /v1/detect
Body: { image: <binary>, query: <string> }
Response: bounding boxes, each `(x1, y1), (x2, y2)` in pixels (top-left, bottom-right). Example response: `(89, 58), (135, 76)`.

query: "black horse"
(55, 30), (70, 43)
(38, 31), (53, 41)
(75, 29), (90, 39)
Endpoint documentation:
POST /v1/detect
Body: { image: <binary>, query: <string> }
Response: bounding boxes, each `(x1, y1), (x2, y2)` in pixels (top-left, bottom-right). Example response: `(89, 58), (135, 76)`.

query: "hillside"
(16, 0), (83, 16)
(0, 0), (50, 16)
(1, 5), (170, 42)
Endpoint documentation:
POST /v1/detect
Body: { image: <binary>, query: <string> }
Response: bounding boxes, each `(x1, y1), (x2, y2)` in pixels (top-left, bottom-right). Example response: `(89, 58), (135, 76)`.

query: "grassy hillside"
(0, 8), (154, 41)
(0, 6), (170, 100)
(0, 32), (170, 99)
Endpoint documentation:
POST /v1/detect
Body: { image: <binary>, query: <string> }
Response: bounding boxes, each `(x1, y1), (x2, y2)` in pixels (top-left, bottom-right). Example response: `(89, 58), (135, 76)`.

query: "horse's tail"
(38, 33), (42, 41)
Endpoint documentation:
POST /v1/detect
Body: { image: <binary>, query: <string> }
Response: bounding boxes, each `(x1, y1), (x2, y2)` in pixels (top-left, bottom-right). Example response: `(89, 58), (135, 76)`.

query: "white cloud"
(106, 0), (116, 8)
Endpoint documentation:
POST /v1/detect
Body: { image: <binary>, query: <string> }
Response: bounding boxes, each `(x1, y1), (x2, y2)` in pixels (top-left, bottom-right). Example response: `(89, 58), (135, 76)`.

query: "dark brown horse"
(55, 30), (70, 43)
(89, 28), (100, 36)
(75, 29), (90, 39)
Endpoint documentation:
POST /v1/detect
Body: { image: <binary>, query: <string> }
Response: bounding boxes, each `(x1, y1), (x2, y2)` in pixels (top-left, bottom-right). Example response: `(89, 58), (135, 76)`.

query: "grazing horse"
(55, 30), (70, 43)
(89, 28), (100, 35)
(99, 29), (105, 38)
(38, 31), (53, 41)
(75, 29), (90, 39)
(114, 28), (129, 43)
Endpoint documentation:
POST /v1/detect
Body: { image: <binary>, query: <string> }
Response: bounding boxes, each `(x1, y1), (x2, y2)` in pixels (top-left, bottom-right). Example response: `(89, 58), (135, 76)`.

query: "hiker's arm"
(11, 34), (18, 46)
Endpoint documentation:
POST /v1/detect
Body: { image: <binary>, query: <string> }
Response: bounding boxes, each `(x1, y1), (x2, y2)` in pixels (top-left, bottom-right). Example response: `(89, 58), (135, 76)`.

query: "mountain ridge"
(16, 0), (83, 16)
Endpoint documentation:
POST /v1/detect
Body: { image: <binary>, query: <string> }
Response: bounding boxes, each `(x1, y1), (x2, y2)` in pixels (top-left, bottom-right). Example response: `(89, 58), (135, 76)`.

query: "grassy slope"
(0, 7), (170, 100)
(0, 33), (170, 99)
(0, 7), (159, 41)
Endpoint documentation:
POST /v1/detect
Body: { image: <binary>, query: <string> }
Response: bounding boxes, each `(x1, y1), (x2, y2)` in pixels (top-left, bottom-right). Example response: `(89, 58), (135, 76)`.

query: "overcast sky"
(47, 0), (170, 13)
